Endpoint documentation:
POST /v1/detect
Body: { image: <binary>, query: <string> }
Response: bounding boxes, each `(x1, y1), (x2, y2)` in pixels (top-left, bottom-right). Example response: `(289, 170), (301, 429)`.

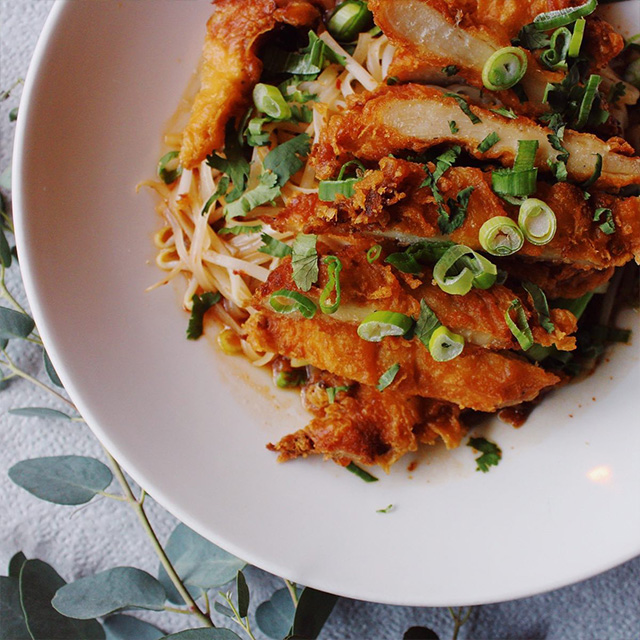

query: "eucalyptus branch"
(0, 351), (75, 409)
(1, 265), (34, 320)
(285, 579), (299, 606)
(448, 606), (472, 640)
(219, 591), (257, 640)
(101, 447), (214, 629)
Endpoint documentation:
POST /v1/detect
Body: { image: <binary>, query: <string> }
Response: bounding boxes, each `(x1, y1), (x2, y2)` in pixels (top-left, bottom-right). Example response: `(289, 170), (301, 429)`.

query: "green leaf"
(160, 630), (242, 640)
(467, 436), (502, 472)
(291, 234), (318, 291)
(255, 588), (296, 639)
(158, 524), (246, 605)
(9, 407), (73, 420)
(206, 124), (250, 203)
(0, 576), (30, 640)
(213, 601), (235, 618)
(8, 455), (113, 505)
(346, 462), (378, 483)
(0, 307), (35, 339)
(19, 559), (105, 639)
(218, 224), (263, 236)
(522, 281), (555, 333)
(403, 627), (440, 640)
(224, 172), (280, 219)
(439, 186), (474, 235)
(291, 587), (338, 639)
(415, 300), (441, 349)
(52, 567), (166, 619)
(236, 571), (250, 619)
(0, 226), (11, 268)
(186, 292), (221, 340)
(377, 363), (400, 391)
(0, 166), (11, 191)
(263, 134), (311, 186)
(259, 233), (292, 257)
(103, 615), (164, 640)
(9, 551), (27, 578)
(443, 93), (481, 124)
(43, 349), (64, 387)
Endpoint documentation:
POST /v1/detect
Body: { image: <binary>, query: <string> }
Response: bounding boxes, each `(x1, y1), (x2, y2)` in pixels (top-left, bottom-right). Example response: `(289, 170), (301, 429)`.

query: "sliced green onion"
(377, 363), (400, 391)
(319, 256), (342, 314)
(482, 47), (528, 91)
(433, 245), (497, 295)
(593, 207), (616, 235)
(449, 120), (459, 134)
(477, 132), (500, 153)
(357, 311), (414, 342)
(505, 299), (534, 350)
(269, 289), (317, 319)
(576, 74), (601, 129)
(318, 177), (360, 201)
(157, 151), (182, 184)
(518, 198), (557, 245)
(479, 217), (524, 256)
(532, 0), (597, 31)
(253, 83), (292, 121)
(346, 461), (378, 482)
(514, 139), (539, 170)
(428, 326), (465, 362)
(276, 369), (306, 388)
(541, 27), (571, 70)
(492, 168), (538, 197)
(568, 18), (586, 57)
(366, 244), (382, 263)
(327, 0), (373, 42)
(326, 385), (351, 404)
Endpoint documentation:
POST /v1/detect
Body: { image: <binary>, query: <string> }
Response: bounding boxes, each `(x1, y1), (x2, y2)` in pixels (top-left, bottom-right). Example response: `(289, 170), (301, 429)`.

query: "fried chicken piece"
(311, 85), (640, 189)
(179, 0), (323, 169)
(370, 0), (560, 113)
(272, 157), (640, 269)
(269, 374), (465, 471)
(244, 249), (562, 411)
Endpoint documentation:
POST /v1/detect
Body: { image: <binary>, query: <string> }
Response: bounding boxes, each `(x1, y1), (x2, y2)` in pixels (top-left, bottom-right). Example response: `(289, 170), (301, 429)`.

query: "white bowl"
(13, 0), (640, 606)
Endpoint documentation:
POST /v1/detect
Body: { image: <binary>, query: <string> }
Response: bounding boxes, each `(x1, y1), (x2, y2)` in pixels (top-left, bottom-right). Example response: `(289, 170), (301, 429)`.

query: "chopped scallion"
(428, 326), (465, 362)
(253, 83), (292, 121)
(319, 256), (342, 314)
(518, 198), (557, 245)
(366, 244), (382, 263)
(482, 47), (528, 91)
(593, 207), (616, 235)
(432, 245), (497, 295)
(478, 216), (524, 256)
(327, 0), (373, 42)
(269, 289), (317, 319)
(532, 0), (597, 31)
(568, 18), (586, 57)
(346, 462), (378, 482)
(505, 299), (534, 350)
(157, 151), (182, 184)
(357, 311), (414, 342)
(377, 363), (400, 391)
(576, 74), (601, 129)
(444, 93), (481, 124)
(477, 132), (500, 153)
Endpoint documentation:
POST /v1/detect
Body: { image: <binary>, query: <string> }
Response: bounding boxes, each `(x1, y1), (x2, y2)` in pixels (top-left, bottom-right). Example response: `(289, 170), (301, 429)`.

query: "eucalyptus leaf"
(103, 615), (164, 640)
(43, 349), (64, 387)
(52, 567), (166, 619)
(8, 551), (26, 577)
(0, 576), (30, 640)
(213, 601), (235, 618)
(9, 407), (73, 420)
(255, 588), (296, 639)
(0, 306), (35, 339)
(160, 631), (242, 640)
(9, 456), (113, 505)
(403, 627), (440, 640)
(0, 166), (11, 191)
(158, 524), (246, 604)
(235, 571), (249, 619)
(19, 559), (105, 639)
(291, 587), (338, 639)
(0, 227), (11, 268)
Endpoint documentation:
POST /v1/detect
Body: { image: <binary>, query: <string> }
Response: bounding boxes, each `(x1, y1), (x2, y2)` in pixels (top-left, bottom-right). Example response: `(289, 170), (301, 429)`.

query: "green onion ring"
(433, 245), (498, 295)
(505, 299), (534, 350)
(157, 151), (183, 184)
(318, 177), (360, 202)
(357, 310), (414, 342)
(366, 244), (382, 263)
(518, 198), (557, 245)
(428, 326), (465, 362)
(479, 217), (525, 256)
(482, 47), (528, 91)
(568, 18), (586, 57)
(269, 289), (317, 319)
(327, 0), (373, 42)
(253, 83), (292, 121)
(533, 0), (597, 31)
(541, 27), (571, 70)
(319, 256), (342, 314)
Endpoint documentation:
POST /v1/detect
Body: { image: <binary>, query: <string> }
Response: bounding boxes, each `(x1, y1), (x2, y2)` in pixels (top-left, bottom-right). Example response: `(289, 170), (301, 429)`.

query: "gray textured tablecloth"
(1, 2), (639, 638)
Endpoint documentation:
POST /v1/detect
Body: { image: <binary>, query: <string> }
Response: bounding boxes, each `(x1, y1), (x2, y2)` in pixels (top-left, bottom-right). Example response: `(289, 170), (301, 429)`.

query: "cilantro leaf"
(467, 437), (502, 472)
(522, 281), (555, 334)
(201, 177), (230, 216)
(415, 300), (441, 349)
(206, 123), (250, 203)
(514, 23), (550, 50)
(291, 233), (318, 291)
(218, 224), (263, 236)
(439, 186), (475, 235)
(443, 93), (481, 124)
(259, 233), (293, 257)
(263, 133), (311, 186)
(187, 292), (221, 340)
(594, 207), (615, 235)
(224, 172), (280, 219)
(490, 107), (518, 119)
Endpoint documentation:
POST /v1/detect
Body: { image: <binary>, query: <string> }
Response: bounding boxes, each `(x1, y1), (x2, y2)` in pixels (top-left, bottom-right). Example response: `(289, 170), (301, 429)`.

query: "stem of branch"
(285, 579), (299, 607)
(103, 447), (214, 628)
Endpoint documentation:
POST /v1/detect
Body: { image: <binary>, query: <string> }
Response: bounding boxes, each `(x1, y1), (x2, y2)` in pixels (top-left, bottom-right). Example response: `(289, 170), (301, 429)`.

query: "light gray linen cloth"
(1, 2), (638, 638)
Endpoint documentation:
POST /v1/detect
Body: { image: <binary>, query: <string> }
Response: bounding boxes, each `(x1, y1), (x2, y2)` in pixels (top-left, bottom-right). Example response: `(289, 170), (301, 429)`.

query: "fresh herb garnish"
(157, 151), (182, 185)
(206, 123), (251, 203)
(386, 76), (399, 85)
(276, 369), (307, 388)
(415, 300), (441, 349)
(263, 133), (311, 186)
(377, 363), (400, 391)
(442, 65), (459, 76)
(376, 504), (394, 513)
(326, 385), (351, 404)
(593, 207), (616, 234)
(449, 120), (459, 134)
(201, 177), (230, 216)
(439, 186), (475, 235)
(444, 93), (481, 124)
(291, 233), (318, 291)
(522, 281), (555, 333)
(385, 241), (454, 274)
(366, 244), (382, 263)
(505, 299), (534, 350)
(580, 153), (603, 189)
(245, 117), (272, 147)
(477, 132), (500, 153)
(218, 224), (263, 236)
(514, 23), (551, 50)
(319, 255), (342, 314)
(608, 81), (626, 106)
(258, 233), (293, 257)
(467, 437), (502, 472)
(224, 171), (280, 219)
(187, 292), (221, 340)
(346, 462), (379, 482)
(490, 106), (518, 119)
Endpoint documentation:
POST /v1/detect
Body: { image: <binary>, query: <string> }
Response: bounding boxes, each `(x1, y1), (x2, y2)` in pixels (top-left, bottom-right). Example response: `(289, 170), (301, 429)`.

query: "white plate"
(13, 0), (640, 606)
